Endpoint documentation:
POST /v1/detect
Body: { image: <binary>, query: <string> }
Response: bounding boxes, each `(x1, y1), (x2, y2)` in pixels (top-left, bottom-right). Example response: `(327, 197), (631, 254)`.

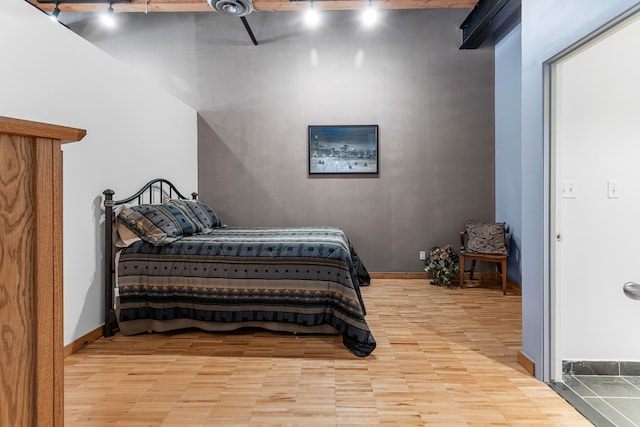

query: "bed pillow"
(117, 204), (203, 246)
(165, 198), (223, 231)
(113, 217), (142, 248)
(465, 222), (508, 255)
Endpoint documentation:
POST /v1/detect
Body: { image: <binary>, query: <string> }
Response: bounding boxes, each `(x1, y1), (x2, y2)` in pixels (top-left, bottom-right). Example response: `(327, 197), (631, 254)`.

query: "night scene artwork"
(308, 125), (378, 175)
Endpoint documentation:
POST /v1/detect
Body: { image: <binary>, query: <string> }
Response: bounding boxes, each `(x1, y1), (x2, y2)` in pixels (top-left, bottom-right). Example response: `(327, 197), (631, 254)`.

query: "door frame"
(545, 4), (640, 381)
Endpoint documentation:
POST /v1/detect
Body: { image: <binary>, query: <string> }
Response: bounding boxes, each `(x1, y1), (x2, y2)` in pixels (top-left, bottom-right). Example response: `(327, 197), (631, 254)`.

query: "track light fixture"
(40, 0), (131, 27)
(100, 2), (116, 28)
(362, 0), (377, 26)
(49, 2), (60, 21)
(305, 0), (319, 26)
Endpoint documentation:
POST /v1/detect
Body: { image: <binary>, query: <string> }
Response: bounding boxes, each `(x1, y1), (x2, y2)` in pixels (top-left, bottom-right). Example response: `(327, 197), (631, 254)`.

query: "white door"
(550, 14), (640, 381)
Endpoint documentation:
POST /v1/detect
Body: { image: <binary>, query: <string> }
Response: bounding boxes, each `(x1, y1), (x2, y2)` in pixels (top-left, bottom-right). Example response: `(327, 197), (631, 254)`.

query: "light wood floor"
(65, 279), (590, 426)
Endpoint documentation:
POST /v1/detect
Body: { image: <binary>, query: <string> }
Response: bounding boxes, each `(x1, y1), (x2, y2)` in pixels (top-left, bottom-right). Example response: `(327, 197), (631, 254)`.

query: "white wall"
(0, 0), (198, 345)
(555, 16), (640, 362)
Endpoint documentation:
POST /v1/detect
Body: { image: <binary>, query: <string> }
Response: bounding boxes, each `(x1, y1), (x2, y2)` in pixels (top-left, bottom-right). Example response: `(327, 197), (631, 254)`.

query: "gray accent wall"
(197, 10), (496, 272)
(70, 9), (495, 272)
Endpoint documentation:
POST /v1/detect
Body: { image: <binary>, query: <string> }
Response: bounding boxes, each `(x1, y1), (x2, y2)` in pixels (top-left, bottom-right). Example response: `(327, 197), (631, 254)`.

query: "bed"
(102, 179), (376, 356)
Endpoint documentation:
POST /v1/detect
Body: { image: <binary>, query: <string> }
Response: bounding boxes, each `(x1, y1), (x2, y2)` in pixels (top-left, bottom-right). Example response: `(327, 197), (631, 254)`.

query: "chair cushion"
(465, 222), (508, 255)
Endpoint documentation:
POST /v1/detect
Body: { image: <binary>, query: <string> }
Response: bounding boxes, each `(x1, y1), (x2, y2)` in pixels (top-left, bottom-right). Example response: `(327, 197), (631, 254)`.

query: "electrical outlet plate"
(419, 250), (426, 261)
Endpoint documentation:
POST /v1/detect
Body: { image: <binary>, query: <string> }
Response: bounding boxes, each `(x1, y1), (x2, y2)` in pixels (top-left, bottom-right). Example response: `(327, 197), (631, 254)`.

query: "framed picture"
(308, 125), (379, 175)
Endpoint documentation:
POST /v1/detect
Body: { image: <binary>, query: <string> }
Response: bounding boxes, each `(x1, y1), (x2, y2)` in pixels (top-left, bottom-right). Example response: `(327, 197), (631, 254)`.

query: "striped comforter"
(116, 227), (376, 356)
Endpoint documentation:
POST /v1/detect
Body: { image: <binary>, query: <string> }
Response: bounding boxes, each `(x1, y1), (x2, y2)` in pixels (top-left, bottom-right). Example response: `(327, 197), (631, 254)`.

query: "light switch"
(561, 180), (577, 199)
(608, 179), (620, 199)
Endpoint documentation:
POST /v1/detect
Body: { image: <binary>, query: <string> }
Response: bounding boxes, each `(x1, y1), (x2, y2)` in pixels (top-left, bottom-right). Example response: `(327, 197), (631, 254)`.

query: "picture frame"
(308, 125), (379, 175)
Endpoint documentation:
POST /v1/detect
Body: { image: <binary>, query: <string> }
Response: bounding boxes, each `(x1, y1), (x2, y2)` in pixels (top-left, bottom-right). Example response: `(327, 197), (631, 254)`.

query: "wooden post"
(0, 116), (85, 427)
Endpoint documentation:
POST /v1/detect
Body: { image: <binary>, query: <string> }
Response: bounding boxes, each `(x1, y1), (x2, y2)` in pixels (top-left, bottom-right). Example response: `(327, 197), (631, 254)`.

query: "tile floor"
(552, 361), (640, 427)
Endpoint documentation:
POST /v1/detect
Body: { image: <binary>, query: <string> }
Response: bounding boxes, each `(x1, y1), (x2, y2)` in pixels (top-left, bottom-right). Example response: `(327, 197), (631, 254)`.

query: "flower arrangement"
(424, 245), (460, 288)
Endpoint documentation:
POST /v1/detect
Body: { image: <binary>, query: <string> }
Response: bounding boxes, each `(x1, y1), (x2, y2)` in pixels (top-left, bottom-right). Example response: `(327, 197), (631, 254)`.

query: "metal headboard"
(102, 179), (198, 337)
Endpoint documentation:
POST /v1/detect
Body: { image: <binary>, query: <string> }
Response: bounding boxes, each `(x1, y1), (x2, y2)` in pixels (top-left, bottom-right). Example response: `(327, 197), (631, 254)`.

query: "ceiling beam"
(29, 0), (477, 13)
(459, 0), (520, 49)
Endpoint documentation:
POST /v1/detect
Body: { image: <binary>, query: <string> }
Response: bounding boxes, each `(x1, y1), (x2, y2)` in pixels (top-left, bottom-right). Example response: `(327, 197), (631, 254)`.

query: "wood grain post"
(0, 116), (85, 427)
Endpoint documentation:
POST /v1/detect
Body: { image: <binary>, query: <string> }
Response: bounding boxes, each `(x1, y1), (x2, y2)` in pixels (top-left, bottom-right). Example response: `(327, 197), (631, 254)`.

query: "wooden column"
(0, 116), (85, 427)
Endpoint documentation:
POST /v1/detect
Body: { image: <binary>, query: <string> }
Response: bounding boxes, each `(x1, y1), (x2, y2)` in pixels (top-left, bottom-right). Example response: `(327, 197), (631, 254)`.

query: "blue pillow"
(118, 203), (203, 246)
(165, 199), (223, 231)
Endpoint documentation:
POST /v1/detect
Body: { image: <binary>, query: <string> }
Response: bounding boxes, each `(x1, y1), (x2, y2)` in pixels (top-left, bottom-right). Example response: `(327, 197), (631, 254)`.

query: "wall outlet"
(419, 250), (426, 261)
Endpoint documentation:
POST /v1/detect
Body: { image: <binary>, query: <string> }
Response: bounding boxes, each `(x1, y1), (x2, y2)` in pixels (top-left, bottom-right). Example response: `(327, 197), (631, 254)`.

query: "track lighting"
(305, 0), (319, 26)
(362, 0), (377, 26)
(49, 2), (60, 21)
(100, 2), (116, 28)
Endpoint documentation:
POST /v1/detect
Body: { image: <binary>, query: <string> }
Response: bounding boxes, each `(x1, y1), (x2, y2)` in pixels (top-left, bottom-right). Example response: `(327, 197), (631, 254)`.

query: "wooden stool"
(459, 252), (508, 295)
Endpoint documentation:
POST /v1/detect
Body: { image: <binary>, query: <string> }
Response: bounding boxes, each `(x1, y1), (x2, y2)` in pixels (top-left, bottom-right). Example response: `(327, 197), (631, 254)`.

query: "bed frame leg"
(103, 189), (115, 337)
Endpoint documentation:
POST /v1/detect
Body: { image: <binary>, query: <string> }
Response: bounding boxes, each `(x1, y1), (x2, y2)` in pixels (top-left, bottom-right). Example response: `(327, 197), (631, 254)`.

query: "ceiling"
(28, 0), (477, 14)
